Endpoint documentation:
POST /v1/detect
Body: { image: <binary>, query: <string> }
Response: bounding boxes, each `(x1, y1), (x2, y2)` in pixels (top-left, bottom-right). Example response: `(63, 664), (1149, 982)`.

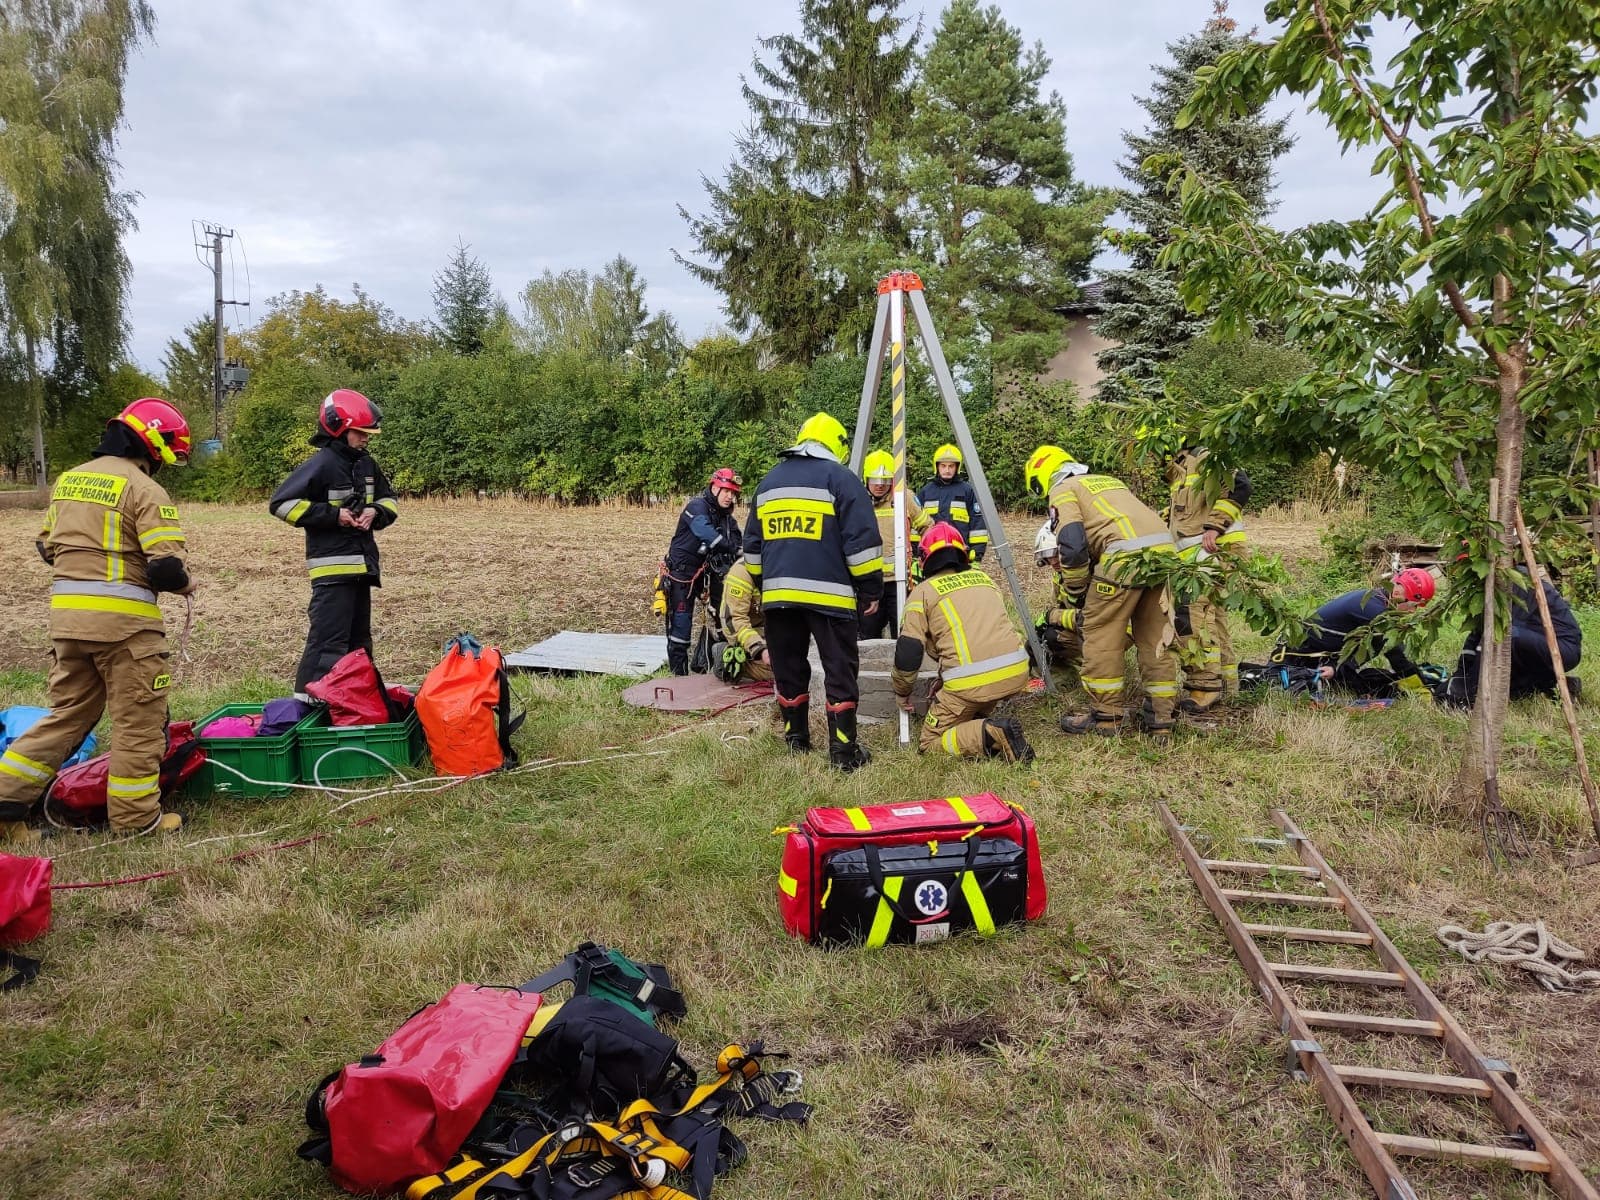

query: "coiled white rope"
(1438, 920), (1600, 993)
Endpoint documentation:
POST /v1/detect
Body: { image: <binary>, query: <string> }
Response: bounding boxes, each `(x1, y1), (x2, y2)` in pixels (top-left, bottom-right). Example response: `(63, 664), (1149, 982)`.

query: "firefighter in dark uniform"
(1445, 565), (1582, 706)
(659, 467), (741, 675)
(270, 390), (400, 692)
(917, 443), (989, 561)
(1275, 570), (1436, 696)
(0, 399), (195, 840)
(744, 413), (883, 770)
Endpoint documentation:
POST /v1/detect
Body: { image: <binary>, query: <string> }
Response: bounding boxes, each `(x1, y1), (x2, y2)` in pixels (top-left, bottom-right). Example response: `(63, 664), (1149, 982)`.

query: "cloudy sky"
(117, 0), (1384, 374)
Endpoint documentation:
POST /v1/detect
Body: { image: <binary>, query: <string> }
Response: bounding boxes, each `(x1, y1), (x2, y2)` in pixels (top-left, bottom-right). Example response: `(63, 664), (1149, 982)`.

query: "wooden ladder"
(1158, 803), (1598, 1200)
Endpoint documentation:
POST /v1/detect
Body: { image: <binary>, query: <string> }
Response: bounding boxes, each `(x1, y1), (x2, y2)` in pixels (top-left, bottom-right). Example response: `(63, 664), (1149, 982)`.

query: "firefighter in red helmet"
(270, 390), (400, 692)
(0, 399), (196, 841)
(659, 466), (742, 675)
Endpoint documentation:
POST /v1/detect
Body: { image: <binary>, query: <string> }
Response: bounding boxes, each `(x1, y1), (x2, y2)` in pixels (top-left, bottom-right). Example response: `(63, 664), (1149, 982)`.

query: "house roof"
(1057, 278), (1106, 316)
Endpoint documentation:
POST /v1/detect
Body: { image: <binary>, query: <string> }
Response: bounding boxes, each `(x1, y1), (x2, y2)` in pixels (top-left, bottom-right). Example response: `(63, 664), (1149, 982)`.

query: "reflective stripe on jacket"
(871, 492), (925, 581)
(268, 440), (398, 585)
(742, 444), (883, 615)
(39, 456), (187, 641)
(892, 567), (1030, 700)
(1048, 471), (1172, 584)
(719, 560), (766, 653)
(1168, 447), (1251, 540)
(916, 477), (988, 549)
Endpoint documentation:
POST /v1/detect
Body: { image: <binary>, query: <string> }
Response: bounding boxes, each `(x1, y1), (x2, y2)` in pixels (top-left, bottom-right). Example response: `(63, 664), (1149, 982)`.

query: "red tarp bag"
(777, 792), (1046, 946)
(44, 722), (206, 828)
(0, 853), (51, 946)
(299, 984), (543, 1195)
(306, 650), (392, 727)
(415, 635), (521, 777)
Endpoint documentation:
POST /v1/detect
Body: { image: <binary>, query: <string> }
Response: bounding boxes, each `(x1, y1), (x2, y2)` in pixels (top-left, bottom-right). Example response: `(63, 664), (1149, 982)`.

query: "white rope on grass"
(1438, 920), (1600, 993)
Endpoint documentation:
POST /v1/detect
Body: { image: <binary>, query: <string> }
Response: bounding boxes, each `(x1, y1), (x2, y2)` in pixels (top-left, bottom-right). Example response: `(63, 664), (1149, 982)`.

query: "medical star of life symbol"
(914, 880), (949, 917)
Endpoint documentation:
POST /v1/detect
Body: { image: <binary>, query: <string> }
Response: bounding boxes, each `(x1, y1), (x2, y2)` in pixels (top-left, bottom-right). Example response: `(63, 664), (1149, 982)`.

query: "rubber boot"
(826, 704), (871, 772)
(1567, 676), (1583, 702)
(1, 820), (40, 847)
(983, 719), (1034, 764)
(779, 697), (812, 753)
(1140, 700), (1176, 745)
(1179, 686), (1224, 717)
(1060, 711), (1119, 737)
(154, 812), (183, 834)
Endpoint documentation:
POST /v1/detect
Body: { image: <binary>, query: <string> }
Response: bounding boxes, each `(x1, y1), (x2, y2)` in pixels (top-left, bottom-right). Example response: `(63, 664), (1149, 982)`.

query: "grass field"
(1, 499), (1597, 1200)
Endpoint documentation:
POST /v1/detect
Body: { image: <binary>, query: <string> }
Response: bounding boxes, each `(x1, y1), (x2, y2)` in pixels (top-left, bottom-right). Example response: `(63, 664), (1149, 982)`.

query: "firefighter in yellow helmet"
(0, 400), (196, 842)
(860, 449), (928, 639)
(1031, 520), (1083, 668)
(1026, 445), (1179, 739)
(917, 443), (989, 560)
(891, 523), (1033, 762)
(714, 555), (773, 683)
(1159, 440), (1251, 710)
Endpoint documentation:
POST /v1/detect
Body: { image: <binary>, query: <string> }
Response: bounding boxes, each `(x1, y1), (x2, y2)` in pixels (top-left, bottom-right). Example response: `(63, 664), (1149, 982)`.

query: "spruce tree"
(431, 240), (498, 356)
(895, 0), (1109, 373)
(1094, 3), (1292, 403)
(678, 0), (918, 363)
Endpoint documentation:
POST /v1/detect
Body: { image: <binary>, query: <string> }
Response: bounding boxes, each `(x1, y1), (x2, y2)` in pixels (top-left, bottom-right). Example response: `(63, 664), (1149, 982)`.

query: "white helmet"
(1033, 520), (1059, 567)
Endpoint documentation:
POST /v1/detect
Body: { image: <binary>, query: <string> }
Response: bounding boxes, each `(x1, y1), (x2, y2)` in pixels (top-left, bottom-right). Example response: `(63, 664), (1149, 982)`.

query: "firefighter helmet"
(116, 398), (193, 466)
(709, 466), (742, 494)
(1025, 445), (1083, 497)
(1033, 520), (1059, 566)
(1393, 567), (1436, 604)
(795, 412), (849, 462)
(319, 389), (383, 438)
(862, 449), (895, 482)
(933, 443), (963, 467)
(918, 520), (967, 566)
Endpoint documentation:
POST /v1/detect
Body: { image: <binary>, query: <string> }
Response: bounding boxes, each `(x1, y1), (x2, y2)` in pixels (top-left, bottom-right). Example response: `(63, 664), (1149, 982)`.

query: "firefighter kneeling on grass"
(891, 523), (1033, 762)
(0, 400), (195, 842)
(713, 555), (773, 683)
(1027, 445), (1180, 740)
(1032, 521), (1083, 668)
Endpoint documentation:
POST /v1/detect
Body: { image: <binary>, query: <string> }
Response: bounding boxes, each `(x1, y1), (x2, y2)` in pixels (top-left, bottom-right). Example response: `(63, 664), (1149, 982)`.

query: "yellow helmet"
(796, 411), (849, 463)
(933, 443), (963, 467)
(1026, 445), (1074, 497)
(862, 449), (895, 482)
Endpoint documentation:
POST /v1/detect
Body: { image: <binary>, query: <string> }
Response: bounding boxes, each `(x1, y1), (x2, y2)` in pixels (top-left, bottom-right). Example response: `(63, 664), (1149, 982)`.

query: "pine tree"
(1094, 3), (1292, 403)
(677, 1), (918, 362)
(895, 0), (1110, 373)
(431, 240), (498, 356)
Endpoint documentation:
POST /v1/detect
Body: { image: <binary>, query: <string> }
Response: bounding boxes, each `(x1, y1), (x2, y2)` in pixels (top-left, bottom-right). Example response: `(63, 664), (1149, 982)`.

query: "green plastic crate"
(189, 703), (329, 799)
(294, 709), (425, 785)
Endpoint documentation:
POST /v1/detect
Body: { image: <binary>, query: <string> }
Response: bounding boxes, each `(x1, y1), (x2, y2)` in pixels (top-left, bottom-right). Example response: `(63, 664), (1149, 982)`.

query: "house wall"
(1042, 315), (1115, 401)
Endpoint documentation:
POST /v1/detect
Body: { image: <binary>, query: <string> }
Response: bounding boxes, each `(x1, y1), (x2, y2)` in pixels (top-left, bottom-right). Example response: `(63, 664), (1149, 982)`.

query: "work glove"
(707, 543), (737, 575)
(1395, 673), (1430, 697)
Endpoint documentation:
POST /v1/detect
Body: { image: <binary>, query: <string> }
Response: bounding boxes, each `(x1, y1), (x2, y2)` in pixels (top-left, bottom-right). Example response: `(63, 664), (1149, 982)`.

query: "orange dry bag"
(415, 635), (523, 777)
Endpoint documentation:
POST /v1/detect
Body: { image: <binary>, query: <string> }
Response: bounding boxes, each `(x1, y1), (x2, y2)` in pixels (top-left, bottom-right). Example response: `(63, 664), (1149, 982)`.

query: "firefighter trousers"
(919, 687), (998, 757)
(859, 585), (900, 640)
(0, 631), (170, 830)
(765, 609), (859, 708)
(296, 580), (374, 691)
(1180, 594), (1231, 703)
(1080, 580), (1178, 723)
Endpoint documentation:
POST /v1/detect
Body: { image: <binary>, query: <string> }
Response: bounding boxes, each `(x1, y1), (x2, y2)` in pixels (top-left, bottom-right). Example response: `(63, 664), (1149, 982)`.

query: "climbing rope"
(1438, 920), (1600, 993)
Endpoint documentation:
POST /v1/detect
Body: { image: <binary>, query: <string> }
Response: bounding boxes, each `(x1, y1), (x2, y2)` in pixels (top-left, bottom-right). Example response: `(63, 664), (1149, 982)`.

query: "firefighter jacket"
(892, 567), (1030, 701)
(1282, 587), (1421, 676)
(743, 444), (883, 615)
(1508, 572), (1581, 661)
(665, 488), (739, 577)
(916, 476), (989, 556)
(1167, 447), (1251, 557)
(37, 455), (190, 642)
(871, 492), (926, 581)
(719, 560), (766, 657)
(269, 439), (399, 586)
(1047, 469), (1174, 590)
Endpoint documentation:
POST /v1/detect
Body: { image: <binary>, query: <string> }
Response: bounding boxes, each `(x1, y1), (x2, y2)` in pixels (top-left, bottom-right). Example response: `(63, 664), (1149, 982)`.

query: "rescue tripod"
(846, 272), (1054, 747)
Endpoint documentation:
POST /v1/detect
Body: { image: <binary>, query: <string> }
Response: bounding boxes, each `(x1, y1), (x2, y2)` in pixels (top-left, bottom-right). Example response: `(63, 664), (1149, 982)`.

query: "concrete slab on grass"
(621, 675), (773, 712)
(506, 631), (668, 677)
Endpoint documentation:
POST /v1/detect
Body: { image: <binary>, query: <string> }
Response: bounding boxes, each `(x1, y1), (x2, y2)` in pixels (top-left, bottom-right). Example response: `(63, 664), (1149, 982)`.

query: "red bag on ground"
(0, 853), (51, 946)
(777, 792), (1047, 946)
(44, 722), (206, 829)
(299, 984), (543, 1195)
(415, 635), (522, 777)
(307, 650), (391, 726)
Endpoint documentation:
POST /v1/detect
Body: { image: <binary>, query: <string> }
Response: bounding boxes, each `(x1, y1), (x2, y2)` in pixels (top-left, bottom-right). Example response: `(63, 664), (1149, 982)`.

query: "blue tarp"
(0, 706), (97, 768)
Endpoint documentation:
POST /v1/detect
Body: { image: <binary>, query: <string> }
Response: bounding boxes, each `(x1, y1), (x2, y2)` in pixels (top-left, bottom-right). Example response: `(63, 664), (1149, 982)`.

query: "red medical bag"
(777, 792), (1046, 947)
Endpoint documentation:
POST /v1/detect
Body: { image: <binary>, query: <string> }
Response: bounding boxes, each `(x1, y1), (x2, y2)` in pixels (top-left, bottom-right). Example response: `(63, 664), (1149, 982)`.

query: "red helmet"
(319, 389), (382, 438)
(116, 398), (192, 466)
(918, 521), (967, 566)
(708, 467), (742, 494)
(1393, 567), (1436, 604)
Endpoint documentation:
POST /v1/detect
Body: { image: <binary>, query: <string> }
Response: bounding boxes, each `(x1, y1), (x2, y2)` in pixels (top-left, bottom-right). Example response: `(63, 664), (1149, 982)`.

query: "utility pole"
(194, 221), (238, 441)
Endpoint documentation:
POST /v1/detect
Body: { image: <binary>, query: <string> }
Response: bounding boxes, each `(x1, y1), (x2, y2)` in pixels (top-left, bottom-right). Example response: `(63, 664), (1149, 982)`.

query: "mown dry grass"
(0, 498), (1597, 1200)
